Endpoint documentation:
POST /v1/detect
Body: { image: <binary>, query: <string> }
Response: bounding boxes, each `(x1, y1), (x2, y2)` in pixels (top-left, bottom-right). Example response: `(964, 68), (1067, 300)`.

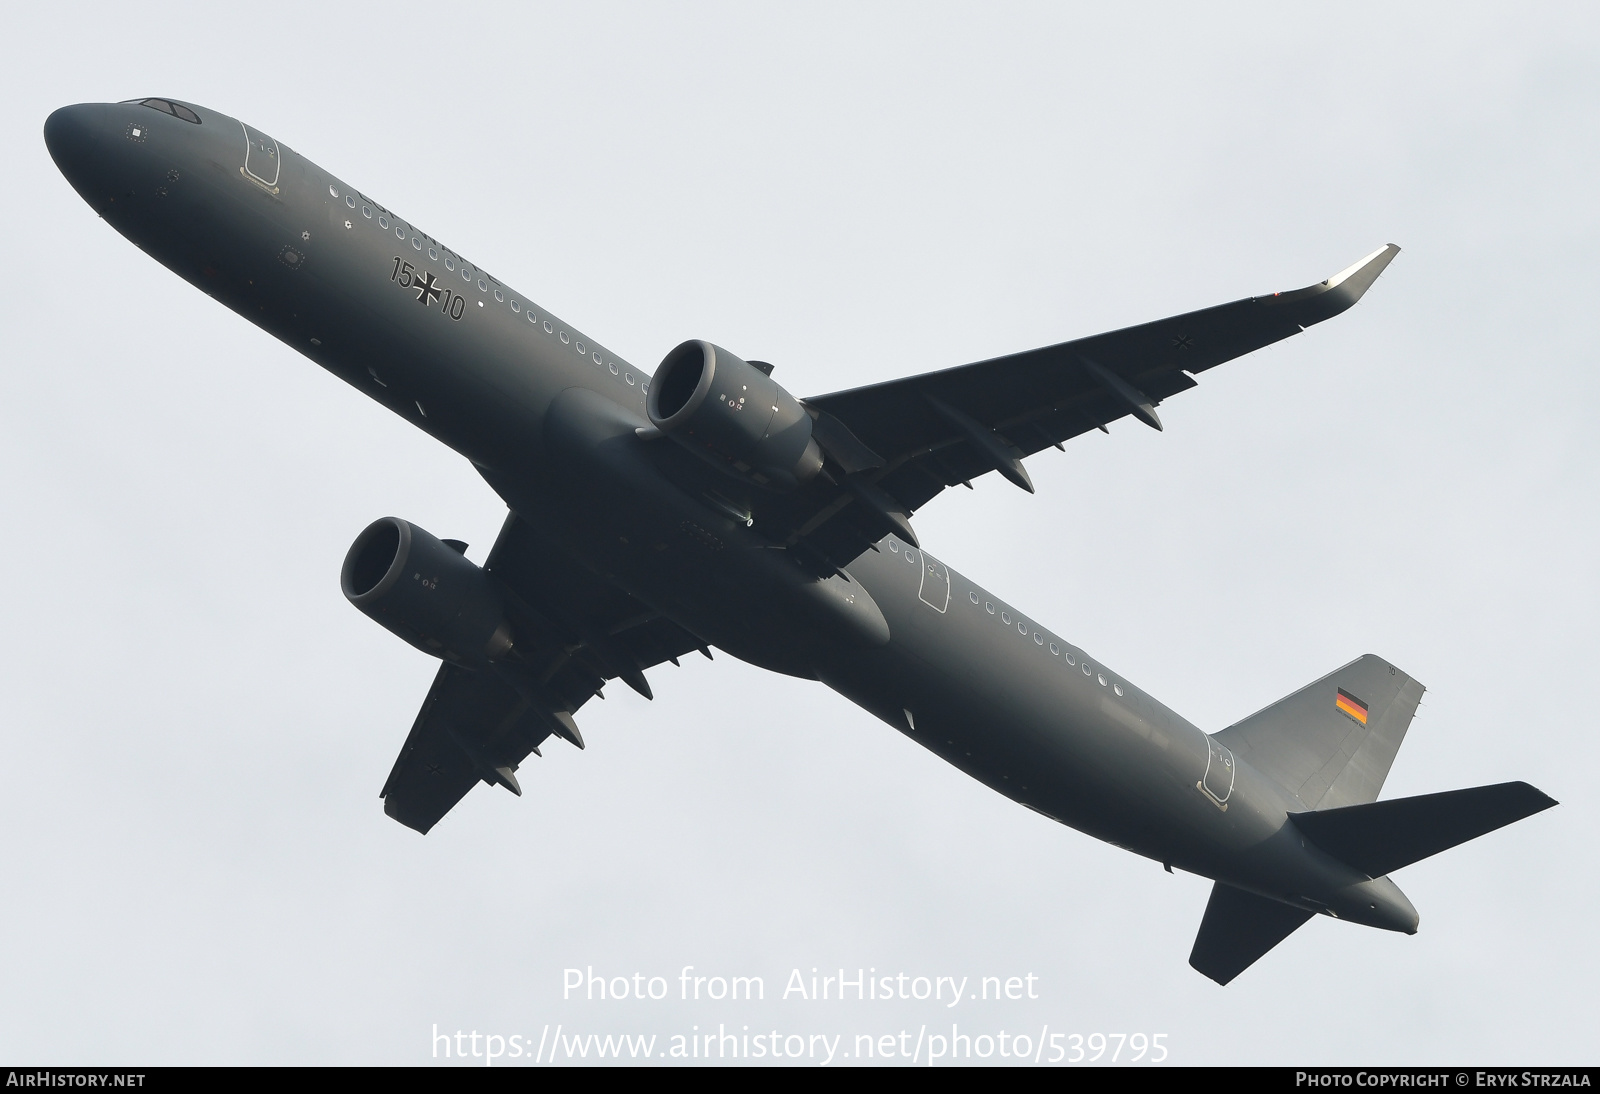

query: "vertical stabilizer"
(1215, 655), (1423, 808)
(1189, 883), (1315, 986)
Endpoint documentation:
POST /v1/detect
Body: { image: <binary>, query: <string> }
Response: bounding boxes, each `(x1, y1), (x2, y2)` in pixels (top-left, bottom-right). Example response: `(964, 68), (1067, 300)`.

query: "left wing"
(774, 246), (1398, 567)
(380, 514), (706, 834)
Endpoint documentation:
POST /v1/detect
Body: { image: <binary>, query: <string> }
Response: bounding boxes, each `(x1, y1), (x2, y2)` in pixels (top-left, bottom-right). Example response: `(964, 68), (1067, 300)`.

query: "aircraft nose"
(45, 103), (99, 168)
(45, 103), (119, 206)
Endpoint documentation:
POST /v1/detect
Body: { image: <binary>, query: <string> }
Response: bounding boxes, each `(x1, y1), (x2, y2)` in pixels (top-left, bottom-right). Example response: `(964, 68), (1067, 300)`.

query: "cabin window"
(1065, 652), (1075, 665)
(544, 321), (554, 333)
(346, 195), (356, 209)
(889, 542), (899, 552)
(1017, 621), (1027, 635)
(529, 311), (538, 324)
(1113, 684), (1124, 696)
(478, 279), (488, 291)
(362, 206), (372, 219)
(626, 373), (636, 385)
(378, 216), (389, 228)
(328, 184), (338, 198)
(595, 352), (605, 365)
(494, 289), (504, 302)
(412, 237), (422, 250)
(395, 226), (404, 239)
(560, 331), (570, 344)
(985, 602), (994, 614)
(576, 341), (587, 355)
(511, 300), (520, 312)
(462, 268), (472, 281)
(1097, 674), (1108, 686)
(444, 258), (454, 270)
(1082, 664), (1092, 676)
(429, 247), (439, 261)
(609, 363), (619, 375)
(1001, 612), (1011, 624)
(1033, 633), (1043, 645)
(1049, 642), (1059, 655)
(969, 592), (979, 605)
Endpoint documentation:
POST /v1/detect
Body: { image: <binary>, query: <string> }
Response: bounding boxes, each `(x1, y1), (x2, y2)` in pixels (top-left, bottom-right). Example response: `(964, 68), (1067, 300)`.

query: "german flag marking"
(1335, 688), (1369, 725)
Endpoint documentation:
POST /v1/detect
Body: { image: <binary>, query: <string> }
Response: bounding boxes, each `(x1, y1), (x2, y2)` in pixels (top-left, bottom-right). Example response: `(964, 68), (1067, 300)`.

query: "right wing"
(379, 514), (706, 834)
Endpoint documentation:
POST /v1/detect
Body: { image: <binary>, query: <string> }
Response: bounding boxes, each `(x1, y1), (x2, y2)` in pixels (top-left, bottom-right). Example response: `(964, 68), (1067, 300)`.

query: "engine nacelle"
(647, 340), (823, 490)
(341, 517), (513, 667)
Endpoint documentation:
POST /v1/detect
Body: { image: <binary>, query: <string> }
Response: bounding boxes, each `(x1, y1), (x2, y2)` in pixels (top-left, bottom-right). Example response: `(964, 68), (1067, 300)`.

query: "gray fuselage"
(44, 98), (1418, 935)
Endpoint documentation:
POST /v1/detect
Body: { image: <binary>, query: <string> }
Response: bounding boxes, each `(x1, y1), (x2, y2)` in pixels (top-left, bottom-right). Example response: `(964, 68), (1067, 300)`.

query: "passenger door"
(915, 550), (950, 613)
(240, 121), (280, 193)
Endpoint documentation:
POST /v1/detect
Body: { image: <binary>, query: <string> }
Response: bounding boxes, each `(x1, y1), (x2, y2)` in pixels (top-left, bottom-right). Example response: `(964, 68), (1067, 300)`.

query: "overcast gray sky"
(3, 1), (1596, 1066)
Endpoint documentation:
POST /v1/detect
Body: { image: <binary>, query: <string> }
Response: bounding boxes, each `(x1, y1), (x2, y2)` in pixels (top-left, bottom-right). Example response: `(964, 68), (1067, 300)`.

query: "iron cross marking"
(413, 271), (443, 307)
(1171, 334), (1194, 350)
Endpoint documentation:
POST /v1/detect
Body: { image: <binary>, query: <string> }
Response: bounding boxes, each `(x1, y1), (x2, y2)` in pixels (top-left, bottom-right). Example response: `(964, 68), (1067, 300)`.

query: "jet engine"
(341, 517), (513, 666)
(647, 340), (823, 490)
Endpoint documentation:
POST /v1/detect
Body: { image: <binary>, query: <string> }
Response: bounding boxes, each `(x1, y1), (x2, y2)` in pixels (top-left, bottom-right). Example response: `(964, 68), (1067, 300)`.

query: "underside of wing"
(784, 246), (1399, 557)
(379, 661), (543, 834)
(379, 514), (706, 834)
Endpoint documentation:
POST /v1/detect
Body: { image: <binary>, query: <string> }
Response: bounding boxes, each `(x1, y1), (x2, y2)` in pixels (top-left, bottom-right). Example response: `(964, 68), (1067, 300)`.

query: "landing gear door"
(240, 121), (281, 193)
(915, 551), (950, 613)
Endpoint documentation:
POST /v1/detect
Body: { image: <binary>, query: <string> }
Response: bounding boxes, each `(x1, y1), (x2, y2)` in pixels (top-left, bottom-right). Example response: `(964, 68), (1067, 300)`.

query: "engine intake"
(341, 517), (513, 666)
(647, 340), (823, 490)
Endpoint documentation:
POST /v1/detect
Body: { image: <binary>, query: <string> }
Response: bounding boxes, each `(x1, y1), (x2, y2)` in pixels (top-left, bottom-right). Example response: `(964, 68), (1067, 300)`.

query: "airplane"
(44, 97), (1556, 985)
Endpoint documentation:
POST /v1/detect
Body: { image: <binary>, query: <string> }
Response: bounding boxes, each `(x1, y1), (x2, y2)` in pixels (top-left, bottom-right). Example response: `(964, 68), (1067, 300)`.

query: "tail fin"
(1215, 654), (1423, 808)
(1291, 781), (1557, 878)
(1189, 883), (1314, 985)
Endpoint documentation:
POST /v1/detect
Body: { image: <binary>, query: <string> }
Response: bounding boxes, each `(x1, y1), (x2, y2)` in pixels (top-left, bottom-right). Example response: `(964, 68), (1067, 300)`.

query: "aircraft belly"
(483, 386), (912, 678)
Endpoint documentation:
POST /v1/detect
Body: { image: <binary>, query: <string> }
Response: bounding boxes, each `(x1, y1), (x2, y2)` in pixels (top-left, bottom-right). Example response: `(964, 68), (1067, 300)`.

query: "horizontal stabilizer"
(1290, 781), (1558, 879)
(1190, 882), (1314, 986)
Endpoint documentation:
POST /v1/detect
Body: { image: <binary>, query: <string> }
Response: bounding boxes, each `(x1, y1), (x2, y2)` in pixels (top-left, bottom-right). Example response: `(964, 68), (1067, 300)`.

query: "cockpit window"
(134, 98), (201, 124)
